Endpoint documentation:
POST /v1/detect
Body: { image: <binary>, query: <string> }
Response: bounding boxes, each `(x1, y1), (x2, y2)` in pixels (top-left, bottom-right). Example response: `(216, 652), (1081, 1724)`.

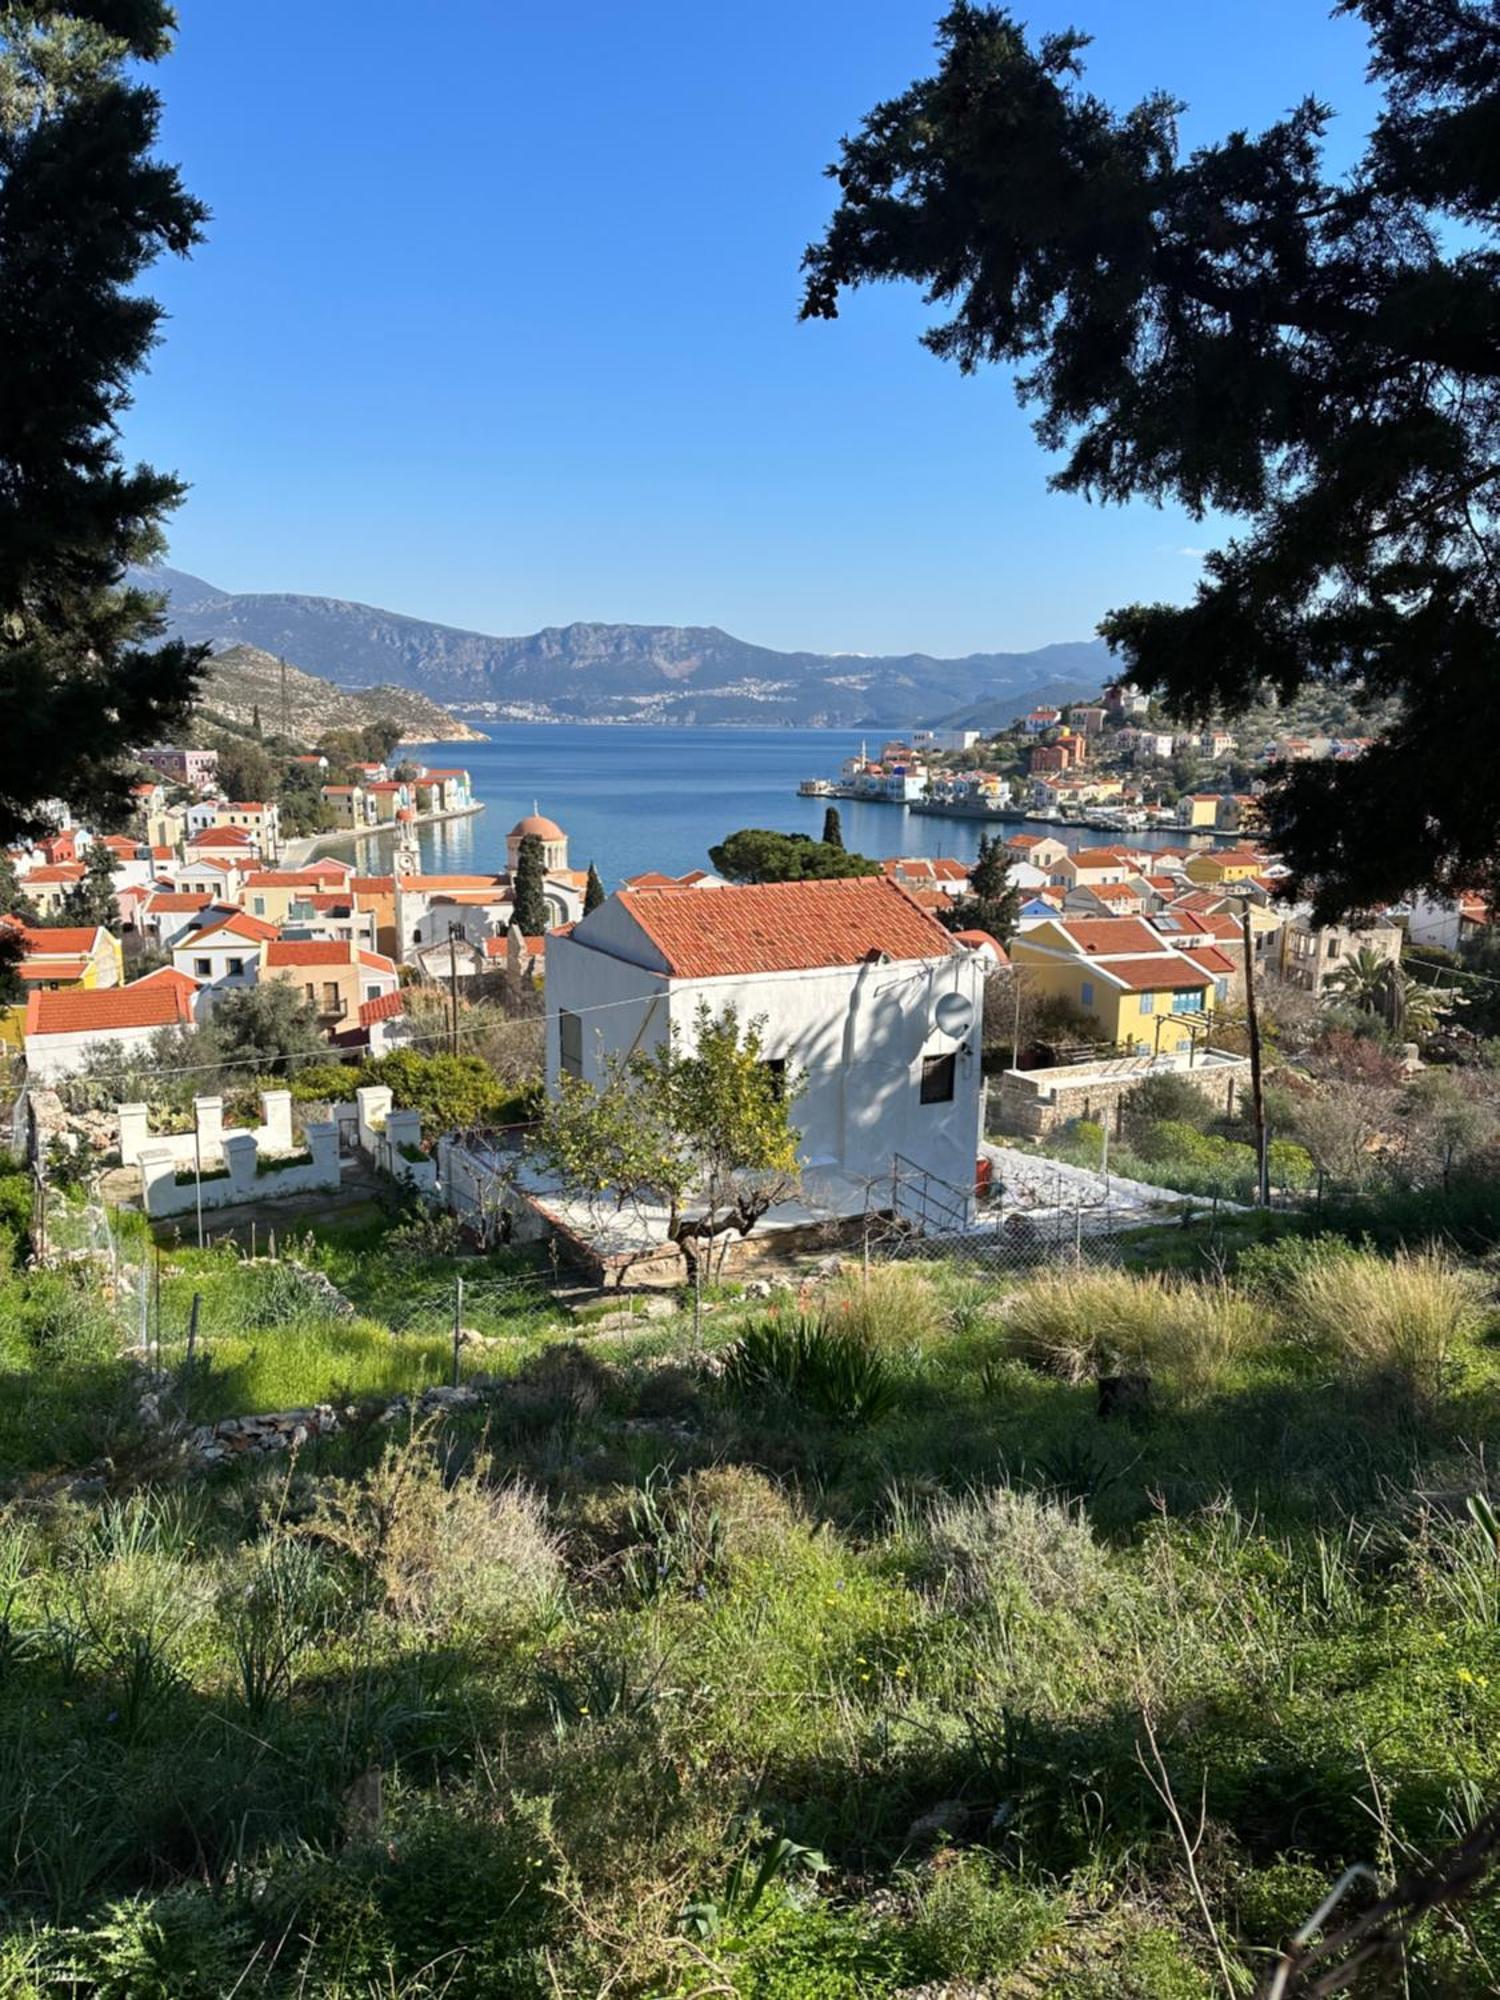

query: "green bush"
(1120, 1071), (1215, 1145)
(723, 1314), (898, 1426)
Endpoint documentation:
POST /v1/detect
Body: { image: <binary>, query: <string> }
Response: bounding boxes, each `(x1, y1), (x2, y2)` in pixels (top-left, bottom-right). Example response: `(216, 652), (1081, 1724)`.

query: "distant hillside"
(130, 565), (1109, 728)
(195, 644), (486, 744)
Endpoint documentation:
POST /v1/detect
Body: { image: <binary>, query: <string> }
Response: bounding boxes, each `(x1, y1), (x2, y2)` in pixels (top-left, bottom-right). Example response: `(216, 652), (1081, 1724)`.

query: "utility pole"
(1238, 896), (1270, 1207)
(447, 923), (461, 1057)
(279, 655), (290, 740)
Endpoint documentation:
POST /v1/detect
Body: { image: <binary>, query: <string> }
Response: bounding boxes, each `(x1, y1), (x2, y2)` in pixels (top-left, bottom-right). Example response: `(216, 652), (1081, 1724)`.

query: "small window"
(365, 983), (380, 1002)
(1328, 937), (1341, 959)
(321, 981), (340, 1013)
(252, 897), (265, 916)
(1215, 978), (1229, 1003)
(920, 1052), (956, 1104)
(762, 1056), (788, 1101)
(1139, 991), (1154, 1015)
(227, 957), (245, 977)
(559, 1009), (584, 1079)
(303, 983), (316, 1005)
(1080, 980), (1094, 1008)
(193, 957), (211, 978)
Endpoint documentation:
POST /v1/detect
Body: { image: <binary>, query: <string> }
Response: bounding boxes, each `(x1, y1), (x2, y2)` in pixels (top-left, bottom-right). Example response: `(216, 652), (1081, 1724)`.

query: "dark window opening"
(762, 1056), (788, 1100)
(559, 1009), (583, 1079)
(920, 1052), (956, 1104)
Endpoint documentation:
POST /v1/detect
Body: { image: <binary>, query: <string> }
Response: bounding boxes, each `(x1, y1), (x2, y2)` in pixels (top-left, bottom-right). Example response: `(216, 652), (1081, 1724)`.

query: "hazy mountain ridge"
(195, 643), (486, 743)
(131, 566), (1108, 728)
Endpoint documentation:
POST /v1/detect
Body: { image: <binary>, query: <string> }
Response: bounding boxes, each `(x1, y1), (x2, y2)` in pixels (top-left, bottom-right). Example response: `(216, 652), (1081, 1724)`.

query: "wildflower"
(1457, 1668), (1477, 1686)
(895, 1664), (909, 1679)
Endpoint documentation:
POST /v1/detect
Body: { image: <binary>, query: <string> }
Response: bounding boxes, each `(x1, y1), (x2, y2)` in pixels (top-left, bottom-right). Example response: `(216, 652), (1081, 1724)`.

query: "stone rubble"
(187, 1382), (485, 1466)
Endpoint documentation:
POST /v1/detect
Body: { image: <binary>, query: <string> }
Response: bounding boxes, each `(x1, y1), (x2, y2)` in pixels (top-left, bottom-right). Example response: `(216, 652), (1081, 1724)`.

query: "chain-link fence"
(861, 1152), (1124, 1282)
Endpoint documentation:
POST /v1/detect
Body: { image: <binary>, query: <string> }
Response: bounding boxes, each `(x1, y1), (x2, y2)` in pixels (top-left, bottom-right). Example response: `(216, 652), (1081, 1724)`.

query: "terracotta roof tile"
(1097, 955), (1215, 992)
(359, 990), (405, 1026)
(1046, 918), (1164, 956)
(26, 980), (195, 1036)
(264, 940), (353, 968)
(609, 878), (956, 978)
(19, 958), (88, 981)
(2, 921), (104, 955)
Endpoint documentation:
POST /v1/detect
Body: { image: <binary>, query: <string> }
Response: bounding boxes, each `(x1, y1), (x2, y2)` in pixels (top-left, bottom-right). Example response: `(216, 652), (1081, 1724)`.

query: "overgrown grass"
(2, 1238), (1500, 1993)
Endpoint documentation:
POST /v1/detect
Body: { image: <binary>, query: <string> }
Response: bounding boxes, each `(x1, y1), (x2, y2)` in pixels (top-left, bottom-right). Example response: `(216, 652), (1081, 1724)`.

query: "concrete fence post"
(193, 1094), (225, 1165)
(137, 1143), (178, 1218)
(224, 1132), (258, 1203)
(259, 1088), (293, 1153)
(306, 1120), (340, 1188)
(118, 1102), (151, 1168)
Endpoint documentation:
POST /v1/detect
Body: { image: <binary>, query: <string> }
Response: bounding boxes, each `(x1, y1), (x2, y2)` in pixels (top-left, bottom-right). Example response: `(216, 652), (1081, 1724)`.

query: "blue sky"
(126, 1), (1378, 656)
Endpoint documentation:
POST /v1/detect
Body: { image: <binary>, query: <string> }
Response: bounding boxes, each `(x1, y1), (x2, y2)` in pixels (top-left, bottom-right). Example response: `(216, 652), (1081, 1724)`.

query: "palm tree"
(1326, 947), (1392, 1017)
(1384, 966), (1442, 1040)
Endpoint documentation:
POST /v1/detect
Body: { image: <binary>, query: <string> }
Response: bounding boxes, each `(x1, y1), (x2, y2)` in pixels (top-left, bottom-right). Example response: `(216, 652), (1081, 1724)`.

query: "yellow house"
(1183, 847), (1266, 887)
(2, 921), (123, 992)
(240, 866), (357, 927)
(1011, 916), (1225, 1055)
(1182, 794), (1222, 829)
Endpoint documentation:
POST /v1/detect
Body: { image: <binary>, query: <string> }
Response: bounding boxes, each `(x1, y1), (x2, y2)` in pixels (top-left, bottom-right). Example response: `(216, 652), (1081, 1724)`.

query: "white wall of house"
(25, 1022), (170, 1082)
(170, 940), (262, 1016)
(1408, 895), (1462, 953)
(545, 927), (988, 1196)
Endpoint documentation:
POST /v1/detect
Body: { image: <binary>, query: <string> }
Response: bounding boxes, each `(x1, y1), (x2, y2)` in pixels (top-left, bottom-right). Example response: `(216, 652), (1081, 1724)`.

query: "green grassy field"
(2, 1216), (1500, 1995)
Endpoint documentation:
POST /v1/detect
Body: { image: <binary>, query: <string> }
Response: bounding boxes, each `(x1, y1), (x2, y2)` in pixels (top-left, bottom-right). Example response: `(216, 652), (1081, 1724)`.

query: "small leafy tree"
(210, 983), (326, 1077)
(361, 1048), (525, 1132)
(530, 1004), (802, 1284)
(512, 833), (548, 935)
(583, 862), (605, 914)
(821, 805), (844, 850)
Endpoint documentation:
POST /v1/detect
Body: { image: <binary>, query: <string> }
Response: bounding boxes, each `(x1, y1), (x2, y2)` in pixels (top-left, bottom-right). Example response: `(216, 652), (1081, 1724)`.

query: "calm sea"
(378, 724), (1197, 886)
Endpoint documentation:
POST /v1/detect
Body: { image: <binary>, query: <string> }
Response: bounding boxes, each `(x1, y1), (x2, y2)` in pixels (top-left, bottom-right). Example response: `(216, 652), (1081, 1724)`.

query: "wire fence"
(862, 1152), (1124, 1282)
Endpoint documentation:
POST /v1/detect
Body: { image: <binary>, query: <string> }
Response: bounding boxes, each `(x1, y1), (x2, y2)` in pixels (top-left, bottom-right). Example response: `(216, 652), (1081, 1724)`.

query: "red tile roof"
(184, 911), (279, 945)
(264, 940), (352, 968)
(359, 990), (406, 1026)
(1046, 918), (1164, 956)
(352, 876), (395, 895)
(1, 921), (104, 955)
(610, 878), (957, 978)
(1068, 847), (1128, 869)
(23, 863), (85, 883)
(243, 869), (348, 889)
(1099, 955), (1215, 992)
(187, 825), (254, 846)
(358, 950), (397, 975)
(19, 957), (88, 982)
(952, 929), (1009, 963)
(26, 979), (195, 1036)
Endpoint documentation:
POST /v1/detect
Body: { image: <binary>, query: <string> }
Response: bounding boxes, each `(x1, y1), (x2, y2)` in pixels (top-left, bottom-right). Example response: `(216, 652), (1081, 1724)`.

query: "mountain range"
(130, 565), (1110, 729)
(196, 645), (485, 744)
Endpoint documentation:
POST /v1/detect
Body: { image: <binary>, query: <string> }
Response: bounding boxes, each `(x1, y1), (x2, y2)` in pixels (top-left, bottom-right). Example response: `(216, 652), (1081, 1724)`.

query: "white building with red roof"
(545, 877), (991, 1196)
(24, 972), (198, 1081)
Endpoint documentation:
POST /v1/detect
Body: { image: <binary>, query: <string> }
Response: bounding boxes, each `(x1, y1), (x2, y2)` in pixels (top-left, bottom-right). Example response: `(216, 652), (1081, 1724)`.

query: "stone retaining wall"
(993, 1051), (1252, 1138)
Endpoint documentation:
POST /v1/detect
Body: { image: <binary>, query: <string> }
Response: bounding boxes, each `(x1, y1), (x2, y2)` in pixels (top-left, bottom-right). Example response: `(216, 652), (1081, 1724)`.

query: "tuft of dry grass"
(1287, 1246), (1485, 1402)
(1002, 1268), (1261, 1404)
(826, 1264), (945, 1348)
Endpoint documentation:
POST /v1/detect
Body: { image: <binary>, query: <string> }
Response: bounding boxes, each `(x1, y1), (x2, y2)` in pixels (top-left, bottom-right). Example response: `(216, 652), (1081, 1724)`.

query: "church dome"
(510, 813), (565, 842)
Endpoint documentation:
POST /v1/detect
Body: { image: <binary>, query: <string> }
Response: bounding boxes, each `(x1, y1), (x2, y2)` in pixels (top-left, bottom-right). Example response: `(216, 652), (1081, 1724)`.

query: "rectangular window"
(228, 957), (244, 977)
(1139, 991), (1154, 1015)
(303, 983), (316, 1006)
(1171, 989), (1205, 1014)
(920, 1052), (956, 1104)
(1215, 978), (1228, 1003)
(321, 982), (340, 1013)
(252, 897), (265, 916)
(193, 958), (211, 978)
(559, 1009), (583, 1079)
(1328, 937), (1341, 959)
(365, 983), (380, 1002)
(1079, 980), (1094, 1008)
(761, 1056), (788, 1101)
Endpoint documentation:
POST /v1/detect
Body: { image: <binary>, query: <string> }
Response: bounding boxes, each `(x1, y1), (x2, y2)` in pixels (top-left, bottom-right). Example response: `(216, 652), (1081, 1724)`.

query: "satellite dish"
(935, 991), (975, 1040)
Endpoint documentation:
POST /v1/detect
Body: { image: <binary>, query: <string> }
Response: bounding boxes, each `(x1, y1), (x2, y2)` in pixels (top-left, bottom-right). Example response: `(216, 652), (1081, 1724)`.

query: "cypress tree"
(822, 805), (844, 850)
(512, 833), (549, 935)
(583, 861), (605, 913)
(0, 5), (208, 850)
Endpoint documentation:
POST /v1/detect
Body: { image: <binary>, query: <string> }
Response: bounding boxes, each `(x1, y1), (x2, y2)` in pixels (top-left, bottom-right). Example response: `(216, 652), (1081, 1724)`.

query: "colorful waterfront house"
(1183, 847), (1267, 887)
(1010, 916), (1221, 1055)
(239, 865), (356, 926)
(211, 799), (282, 859)
(320, 784), (371, 828)
(186, 824), (263, 869)
(18, 862), (86, 919)
(1, 919), (122, 991)
(1181, 794), (1223, 829)
(416, 767), (472, 812)
(363, 780), (411, 824)
(1057, 846), (1133, 891)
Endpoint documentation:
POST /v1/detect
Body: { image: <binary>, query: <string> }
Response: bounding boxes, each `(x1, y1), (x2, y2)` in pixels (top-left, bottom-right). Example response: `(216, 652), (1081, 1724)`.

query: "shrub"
(1120, 1071), (1215, 1145)
(913, 1482), (1114, 1612)
(722, 1315), (898, 1426)
(899, 1854), (1065, 1980)
(67, 1889), (252, 2000)
(239, 1260), (344, 1328)
(1235, 1233), (1360, 1307)
(1267, 1137), (1315, 1190)
(308, 1428), (563, 1636)
(385, 1206), (466, 1259)
(1285, 1247), (1484, 1402)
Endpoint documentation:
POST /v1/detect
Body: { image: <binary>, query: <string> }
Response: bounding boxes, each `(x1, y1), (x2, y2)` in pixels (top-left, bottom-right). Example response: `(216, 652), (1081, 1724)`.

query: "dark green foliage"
(512, 832), (548, 936)
(709, 827), (881, 884)
(936, 830), (1021, 944)
(802, 2), (1500, 918)
(362, 1047), (536, 1131)
(209, 982), (326, 1076)
(821, 805), (844, 850)
(723, 1314), (898, 1426)
(583, 861), (605, 913)
(0, 3), (207, 846)
(316, 719), (404, 767)
(59, 840), (121, 927)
